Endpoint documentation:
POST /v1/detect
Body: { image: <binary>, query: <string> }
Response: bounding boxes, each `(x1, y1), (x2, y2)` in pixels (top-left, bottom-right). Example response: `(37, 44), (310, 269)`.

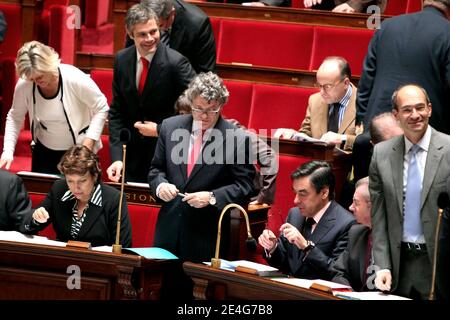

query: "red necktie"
(187, 130), (204, 177)
(138, 57), (149, 95)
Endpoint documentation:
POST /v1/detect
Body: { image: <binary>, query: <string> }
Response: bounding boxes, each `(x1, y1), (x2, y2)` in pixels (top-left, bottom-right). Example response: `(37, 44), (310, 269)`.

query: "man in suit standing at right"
(356, 0), (450, 135)
(370, 84), (450, 299)
(107, 3), (195, 182)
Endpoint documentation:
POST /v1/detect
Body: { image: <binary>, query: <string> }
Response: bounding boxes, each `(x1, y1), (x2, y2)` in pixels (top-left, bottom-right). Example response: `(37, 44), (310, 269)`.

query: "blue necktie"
(404, 144), (423, 241)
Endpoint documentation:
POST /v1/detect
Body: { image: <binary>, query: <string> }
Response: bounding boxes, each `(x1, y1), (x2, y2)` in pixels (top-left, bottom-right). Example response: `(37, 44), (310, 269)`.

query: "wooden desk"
(189, 1), (388, 29)
(0, 239), (173, 299)
(183, 262), (339, 300)
(76, 52), (360, 87)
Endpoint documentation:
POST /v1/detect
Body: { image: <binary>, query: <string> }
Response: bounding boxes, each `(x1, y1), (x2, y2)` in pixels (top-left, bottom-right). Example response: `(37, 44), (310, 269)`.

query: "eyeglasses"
(315, 78), (345, 92)
(191, 106), (221, 116)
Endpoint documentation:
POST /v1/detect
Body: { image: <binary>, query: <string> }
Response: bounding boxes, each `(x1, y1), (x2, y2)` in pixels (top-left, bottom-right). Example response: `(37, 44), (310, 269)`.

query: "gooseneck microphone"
(112, 128), (131, 254)
(429, 191), (450, 300)
(211, 203), (257, 269)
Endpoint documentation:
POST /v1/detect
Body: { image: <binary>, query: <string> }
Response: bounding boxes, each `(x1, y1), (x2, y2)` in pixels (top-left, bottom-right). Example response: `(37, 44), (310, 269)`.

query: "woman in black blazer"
(21, 145), (132, 247)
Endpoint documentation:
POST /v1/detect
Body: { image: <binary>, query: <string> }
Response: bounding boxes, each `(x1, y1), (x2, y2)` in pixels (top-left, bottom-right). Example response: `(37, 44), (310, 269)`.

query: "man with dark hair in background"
(259, 160), (355, 280)
(126, 0), (216, 73)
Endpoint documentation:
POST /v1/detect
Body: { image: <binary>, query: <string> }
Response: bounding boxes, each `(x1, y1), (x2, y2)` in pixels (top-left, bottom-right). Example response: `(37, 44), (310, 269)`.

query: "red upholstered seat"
(36, 0), (69, 45)
(48, 5), (75, 65)
(217, 19), (314, 70)
(97, 135), (111, 182)
(29, 193), (58, 240)
(266, 154), (310, 233)
(406, 0), (422, 13)
(209, 17), (221, 49)
(247, 84), (318, 133)
(90, 69), (113, 105)
(383, 0), (415, 15)
(309, 26), (374, 76)
(1, 58), (18, 135)
(127, 204), (160, 248)
(222, 80), (253, 127)
(291, 0), (306, 8)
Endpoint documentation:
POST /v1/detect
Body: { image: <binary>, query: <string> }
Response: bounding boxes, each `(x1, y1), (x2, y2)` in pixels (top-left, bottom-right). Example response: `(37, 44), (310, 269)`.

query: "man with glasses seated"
(274, 56), (357, 151)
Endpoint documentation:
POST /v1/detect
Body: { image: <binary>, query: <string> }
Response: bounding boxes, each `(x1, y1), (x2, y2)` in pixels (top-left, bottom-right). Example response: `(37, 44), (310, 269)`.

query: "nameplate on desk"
(66, 240), (92, 250)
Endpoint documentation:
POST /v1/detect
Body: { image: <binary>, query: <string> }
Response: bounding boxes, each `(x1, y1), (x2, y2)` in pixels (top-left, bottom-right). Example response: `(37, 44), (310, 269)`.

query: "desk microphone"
(112, 128), (131, 254)
(429, 191), (450, 299)
(211, 203), (257, 269)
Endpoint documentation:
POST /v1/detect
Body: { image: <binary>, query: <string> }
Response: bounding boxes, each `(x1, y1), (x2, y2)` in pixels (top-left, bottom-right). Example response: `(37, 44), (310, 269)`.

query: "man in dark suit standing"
(332, 177), (373, 291)
(370, 84), (450, 299)
(148, 72), (255, 263)
(107, 3), (195, 183)
(356, 0), (450, 134)
(0, 169), (32, 231)
(259, 161), (356, 280)
(127, 0), (216, 74)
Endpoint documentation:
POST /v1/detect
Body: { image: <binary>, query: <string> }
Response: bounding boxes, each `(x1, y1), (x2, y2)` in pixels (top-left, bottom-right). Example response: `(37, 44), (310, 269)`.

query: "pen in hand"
(178, 192), (186, 197)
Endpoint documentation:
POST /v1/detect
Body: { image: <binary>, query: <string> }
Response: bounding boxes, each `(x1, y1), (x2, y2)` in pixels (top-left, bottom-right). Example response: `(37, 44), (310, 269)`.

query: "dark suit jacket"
(357, 6), (450, 134)
(369, 128), (450, 291)
(109, 43), (195, 182)
(148, 115), (255, 262)
(21, 180), (132, 247)
(264, 201), (356, 280)
(0, 170), (32, 231)
(331, 224), (372, 291)
(437, 178), (450, 301)
(125, 0), (216, 73)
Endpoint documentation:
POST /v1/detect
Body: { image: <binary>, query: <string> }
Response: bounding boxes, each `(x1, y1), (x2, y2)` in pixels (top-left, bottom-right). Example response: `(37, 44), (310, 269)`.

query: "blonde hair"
(15, 41), (60, 79)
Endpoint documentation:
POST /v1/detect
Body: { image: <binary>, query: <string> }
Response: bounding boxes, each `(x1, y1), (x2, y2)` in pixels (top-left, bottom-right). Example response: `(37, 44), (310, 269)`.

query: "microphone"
(211, 203), (257, 269)
(112, 128), (131, 254)
(429, 190), (450, 299)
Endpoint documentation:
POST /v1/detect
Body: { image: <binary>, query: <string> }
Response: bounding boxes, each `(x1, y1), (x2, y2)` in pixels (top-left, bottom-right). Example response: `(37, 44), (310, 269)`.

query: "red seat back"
(222, 80), (253, 127)
(48, 5), (75, 65)
(84, 0), (111, 28)
(97, 135), (111, 182)
(90, 69), (113, 105)
(0, 3), (22, 59)
(248, 84), (318, 133)
(127, 204), (160, 247)
(217, 19), (314, 70)
(209, 17), (221, 51)
(310, 26), (374, 76)
(384, 0), (408, 15)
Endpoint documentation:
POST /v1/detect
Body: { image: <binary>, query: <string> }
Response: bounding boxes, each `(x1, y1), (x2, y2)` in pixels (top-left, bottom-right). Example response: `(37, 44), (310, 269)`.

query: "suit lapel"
(309, 202), (337, 244)
(338, 84), (356, 134)
(126, 48), (138, 97)
(316, 100), (329, 136)
(390, 137), (405, 217)
(186, 117), (227, 183)
(141, 44), (164, 102)
(179, 118), (192, 182)
(421, 129), (444, 209)
(76, 204), (103, 240)
(59, 200), (75, 239)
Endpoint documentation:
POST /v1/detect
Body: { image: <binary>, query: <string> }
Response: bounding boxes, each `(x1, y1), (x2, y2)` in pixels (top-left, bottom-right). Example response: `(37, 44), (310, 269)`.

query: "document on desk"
(333, 291), (411, 300)
(0, 231), (66, 247)
(271, 277), (352, 291)
(203, 259), (284, 277)
(122, 247), (178, 259)
(17, 171), (60, 179)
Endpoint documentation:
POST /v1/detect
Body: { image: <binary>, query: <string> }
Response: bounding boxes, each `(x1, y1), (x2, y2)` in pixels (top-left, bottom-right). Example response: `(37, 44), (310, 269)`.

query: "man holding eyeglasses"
(148, 72), (255, 264)
(274, 56), (357, 151)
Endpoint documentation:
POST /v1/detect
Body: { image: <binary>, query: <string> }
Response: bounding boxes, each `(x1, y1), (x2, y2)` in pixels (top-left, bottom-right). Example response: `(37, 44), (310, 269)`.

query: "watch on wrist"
(304, 240), (315, 252)
(209, 192), (216, 205)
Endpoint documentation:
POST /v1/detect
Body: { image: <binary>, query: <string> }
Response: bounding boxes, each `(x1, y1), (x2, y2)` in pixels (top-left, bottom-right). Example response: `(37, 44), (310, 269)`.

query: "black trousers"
(31, 140), (67, 175)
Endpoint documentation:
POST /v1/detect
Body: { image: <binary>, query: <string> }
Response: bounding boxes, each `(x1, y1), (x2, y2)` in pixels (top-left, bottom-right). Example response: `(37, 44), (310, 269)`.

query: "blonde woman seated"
(0, 41), (108, 174)
(21, 146), (132, 247)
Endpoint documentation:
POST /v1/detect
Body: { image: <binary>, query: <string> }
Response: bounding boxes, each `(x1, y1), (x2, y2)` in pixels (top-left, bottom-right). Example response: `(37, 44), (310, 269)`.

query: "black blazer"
(265, 201), (356, 280)
(331, 224), (372, 291)
(0, 169), (32, 231)
(125, 0), (216, 73)
(21, 179), (132, 247)
(148, 115), (255, 262)
(356, 6), (450, 134)
(109, 43), (195, 182)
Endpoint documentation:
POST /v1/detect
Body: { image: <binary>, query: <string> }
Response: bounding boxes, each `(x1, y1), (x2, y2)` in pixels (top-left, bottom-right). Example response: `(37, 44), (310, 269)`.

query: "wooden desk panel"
(183, 262), (339, 300)
(0, 240), (172, 300)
